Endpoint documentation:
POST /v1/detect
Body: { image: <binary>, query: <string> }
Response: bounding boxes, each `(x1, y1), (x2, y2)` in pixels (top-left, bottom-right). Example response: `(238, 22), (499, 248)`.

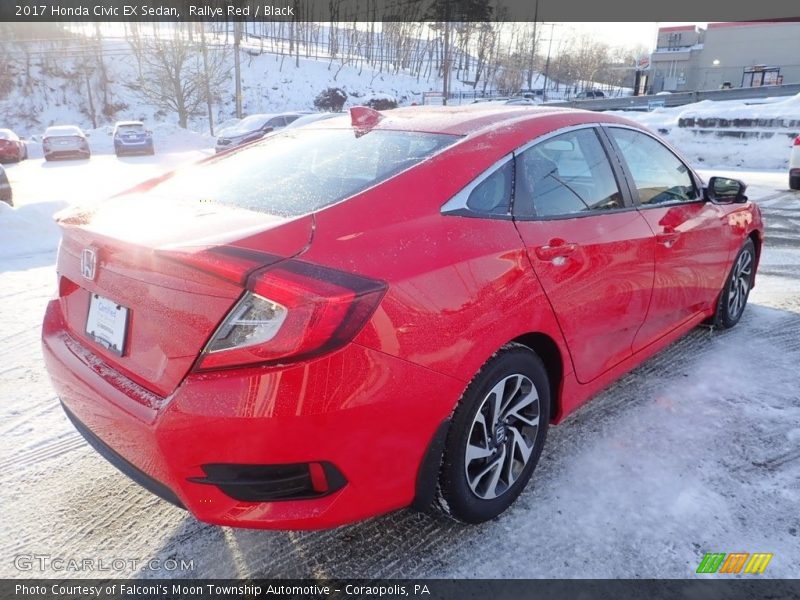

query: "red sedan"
(0, 128), (27, 162)
(42, 106), (763, 529)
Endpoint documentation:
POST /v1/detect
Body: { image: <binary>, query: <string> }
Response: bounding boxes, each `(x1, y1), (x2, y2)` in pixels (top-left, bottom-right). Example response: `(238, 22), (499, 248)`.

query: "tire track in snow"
(0, 433), (84, 472)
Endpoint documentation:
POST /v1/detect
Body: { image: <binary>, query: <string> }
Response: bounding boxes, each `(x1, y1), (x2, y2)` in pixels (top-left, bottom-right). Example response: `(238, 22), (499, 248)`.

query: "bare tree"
(129, 29), (229, 128)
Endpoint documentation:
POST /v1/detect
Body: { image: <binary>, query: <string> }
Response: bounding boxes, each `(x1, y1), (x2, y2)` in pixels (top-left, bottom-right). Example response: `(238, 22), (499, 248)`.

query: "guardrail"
(546, 83), (800, 112)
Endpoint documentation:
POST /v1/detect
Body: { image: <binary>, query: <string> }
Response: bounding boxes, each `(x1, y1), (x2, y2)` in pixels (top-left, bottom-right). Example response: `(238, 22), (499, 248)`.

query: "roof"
(363, 105), (576, 136)
(707, 21), (795, 29)
(45, 125), (82, 134)
(658, 25), (697, 33)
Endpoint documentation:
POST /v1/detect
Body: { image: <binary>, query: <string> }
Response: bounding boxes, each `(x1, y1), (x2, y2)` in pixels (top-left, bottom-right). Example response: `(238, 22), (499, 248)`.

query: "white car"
(43, 125), (90, 161)
(790, 134), (800, 190)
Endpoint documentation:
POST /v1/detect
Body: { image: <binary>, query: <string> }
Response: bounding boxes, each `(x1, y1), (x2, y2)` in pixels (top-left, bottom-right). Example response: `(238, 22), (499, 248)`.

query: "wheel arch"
(510, 332), (565, 423)
(747, 230), (761, 286)
(412, 330), (566, 512)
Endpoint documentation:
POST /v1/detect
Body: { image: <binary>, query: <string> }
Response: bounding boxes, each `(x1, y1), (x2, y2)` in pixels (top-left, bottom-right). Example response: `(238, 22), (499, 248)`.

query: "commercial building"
(649, 21), (800, 93)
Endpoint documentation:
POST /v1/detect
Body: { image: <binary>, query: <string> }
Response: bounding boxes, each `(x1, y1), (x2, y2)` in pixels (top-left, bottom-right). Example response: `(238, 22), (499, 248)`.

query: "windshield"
(147, 128), (458, 217)
(232, 114), (272, 133)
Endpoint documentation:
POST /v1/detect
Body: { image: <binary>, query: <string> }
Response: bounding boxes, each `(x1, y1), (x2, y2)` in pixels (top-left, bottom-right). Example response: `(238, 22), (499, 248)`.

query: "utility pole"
(441, 0), (451, 106)
(199, 24), (215, 136)
(528, 0), (539, 90)
(442, 20), (451, 105)
(234, 21), (243, 118)
(542, 23), (555, 102)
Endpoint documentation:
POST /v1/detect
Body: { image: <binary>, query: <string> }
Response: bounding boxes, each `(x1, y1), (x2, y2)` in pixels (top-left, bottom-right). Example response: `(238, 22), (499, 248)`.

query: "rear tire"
(435, 344), (550, 524)
(713, 239), (756, 329)
(790, 174), (800, 191)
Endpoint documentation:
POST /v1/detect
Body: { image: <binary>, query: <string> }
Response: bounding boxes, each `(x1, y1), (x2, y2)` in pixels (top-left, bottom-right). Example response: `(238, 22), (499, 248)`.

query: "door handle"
(656, 230), (681, 247)
(535, 241), (578, 261)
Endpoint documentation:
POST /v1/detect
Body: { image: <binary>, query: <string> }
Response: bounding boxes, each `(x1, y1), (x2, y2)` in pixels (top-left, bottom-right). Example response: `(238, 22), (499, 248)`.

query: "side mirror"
(706, 176), (748, 203)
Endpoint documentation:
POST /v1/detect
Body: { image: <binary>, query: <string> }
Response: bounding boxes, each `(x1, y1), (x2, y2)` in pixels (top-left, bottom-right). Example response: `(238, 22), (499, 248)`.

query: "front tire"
(714, 239), (756, 329)
(436, 344), (550, 524)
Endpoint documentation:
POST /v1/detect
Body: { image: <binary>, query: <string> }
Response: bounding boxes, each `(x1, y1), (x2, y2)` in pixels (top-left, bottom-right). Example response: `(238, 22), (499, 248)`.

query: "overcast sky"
(550, 22), (707, 53)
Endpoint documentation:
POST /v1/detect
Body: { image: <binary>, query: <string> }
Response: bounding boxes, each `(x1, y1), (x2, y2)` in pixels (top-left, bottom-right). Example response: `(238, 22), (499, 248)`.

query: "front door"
(512, 126), (656, 384)
(603, 126), (735, 351)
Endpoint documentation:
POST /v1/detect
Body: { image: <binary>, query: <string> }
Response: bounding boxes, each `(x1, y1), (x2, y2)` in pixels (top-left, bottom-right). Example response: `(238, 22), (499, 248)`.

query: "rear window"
(117, 124), (145, 134)
(149, 129), (458, 216)
(46, 126), (81, 137)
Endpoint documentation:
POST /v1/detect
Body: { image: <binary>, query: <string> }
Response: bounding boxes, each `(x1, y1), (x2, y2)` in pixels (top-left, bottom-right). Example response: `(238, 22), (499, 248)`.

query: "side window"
(267, 117), (286, 129)
(608, 128), (698, 205)
(514, 128), (623, 218)
(465, 160), (513, 215)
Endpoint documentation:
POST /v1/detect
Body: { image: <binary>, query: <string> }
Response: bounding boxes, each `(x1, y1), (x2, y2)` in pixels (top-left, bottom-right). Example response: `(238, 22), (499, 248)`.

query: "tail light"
(191, 253), (386, 371)
(794, 136), (800, 146)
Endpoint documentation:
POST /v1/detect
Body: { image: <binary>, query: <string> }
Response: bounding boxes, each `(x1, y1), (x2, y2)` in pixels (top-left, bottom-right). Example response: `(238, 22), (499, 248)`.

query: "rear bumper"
(115, 140), (153, 153)
(45, 149), (89, 158)
(42, 298), (463, 529)
(62, 402), (185, 508)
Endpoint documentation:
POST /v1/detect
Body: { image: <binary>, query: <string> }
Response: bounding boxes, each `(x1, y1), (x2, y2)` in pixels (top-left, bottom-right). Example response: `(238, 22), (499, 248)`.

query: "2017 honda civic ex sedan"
(42, 105), (764, 530)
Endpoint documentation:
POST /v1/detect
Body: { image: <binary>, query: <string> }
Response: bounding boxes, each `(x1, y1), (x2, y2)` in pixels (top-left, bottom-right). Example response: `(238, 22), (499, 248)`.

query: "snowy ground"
(0, 147), (798, 578)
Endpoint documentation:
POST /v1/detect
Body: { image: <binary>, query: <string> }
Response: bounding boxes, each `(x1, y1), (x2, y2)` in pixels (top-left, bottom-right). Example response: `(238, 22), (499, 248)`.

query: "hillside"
(0, 35), (479, 137)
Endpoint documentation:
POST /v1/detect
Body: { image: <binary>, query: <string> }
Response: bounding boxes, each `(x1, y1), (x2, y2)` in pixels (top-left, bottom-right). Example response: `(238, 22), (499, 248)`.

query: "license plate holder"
(85, 293), (129, 356)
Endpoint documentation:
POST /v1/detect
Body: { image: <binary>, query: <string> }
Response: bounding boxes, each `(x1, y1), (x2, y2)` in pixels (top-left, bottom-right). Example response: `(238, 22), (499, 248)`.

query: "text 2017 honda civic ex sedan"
(42, 106), (763, 529)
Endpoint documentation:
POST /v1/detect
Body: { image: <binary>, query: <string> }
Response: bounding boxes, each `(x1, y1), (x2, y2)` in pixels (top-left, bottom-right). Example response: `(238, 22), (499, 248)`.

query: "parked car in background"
(43, 125), (90, 161)
(0, 164), (11, 206)
(284, 112), (344, 129)
(790, 135), (800, 190)
(575, 90), (606, 99)
(214, 113), (304, 152)
(113, 121), (154, 156)
(43, 106), (763, 530)
(0, 128), (27, 162)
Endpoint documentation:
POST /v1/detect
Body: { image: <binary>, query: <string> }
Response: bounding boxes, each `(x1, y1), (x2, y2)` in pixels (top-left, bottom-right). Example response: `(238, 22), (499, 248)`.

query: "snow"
(0, 154), (798, 577)
(610, 94), (800, 170)
(0, 200), (66, 259)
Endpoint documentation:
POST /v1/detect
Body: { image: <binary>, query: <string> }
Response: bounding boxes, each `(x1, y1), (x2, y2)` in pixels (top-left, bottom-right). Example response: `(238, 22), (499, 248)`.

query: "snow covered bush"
(365, 95), (398, 110)
(314, 87), (348, 112)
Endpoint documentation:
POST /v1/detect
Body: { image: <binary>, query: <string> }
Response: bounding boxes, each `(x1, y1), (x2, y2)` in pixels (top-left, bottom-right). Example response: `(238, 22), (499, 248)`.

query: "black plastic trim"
(61, 402), (185, 509)
(188, 461), (347, 502)
(411, 418), (451, 512)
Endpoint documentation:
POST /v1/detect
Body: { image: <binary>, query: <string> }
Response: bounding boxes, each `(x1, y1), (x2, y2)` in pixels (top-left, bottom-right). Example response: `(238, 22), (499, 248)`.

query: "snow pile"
(0, 200), (67, 259)
(612, 94), (800, 169)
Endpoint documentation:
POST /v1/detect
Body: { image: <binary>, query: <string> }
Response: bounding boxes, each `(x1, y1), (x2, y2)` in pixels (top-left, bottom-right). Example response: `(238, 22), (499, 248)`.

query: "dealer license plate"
(85, 293), (129, 355)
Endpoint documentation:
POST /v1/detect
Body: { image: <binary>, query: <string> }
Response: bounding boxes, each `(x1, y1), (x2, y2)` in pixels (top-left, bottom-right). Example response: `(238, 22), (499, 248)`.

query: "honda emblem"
(81, 248), (97, 281)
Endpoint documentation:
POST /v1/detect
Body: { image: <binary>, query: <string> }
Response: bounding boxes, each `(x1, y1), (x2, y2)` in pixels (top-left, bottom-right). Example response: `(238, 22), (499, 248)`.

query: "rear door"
(512, 125), (656, 384)
(602, 126), (735, 352)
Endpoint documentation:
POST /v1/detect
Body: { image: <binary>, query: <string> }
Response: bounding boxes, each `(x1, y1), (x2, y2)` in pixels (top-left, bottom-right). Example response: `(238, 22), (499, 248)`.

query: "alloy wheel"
(464, 373), (541, 500)
(727, 247), (753, 320)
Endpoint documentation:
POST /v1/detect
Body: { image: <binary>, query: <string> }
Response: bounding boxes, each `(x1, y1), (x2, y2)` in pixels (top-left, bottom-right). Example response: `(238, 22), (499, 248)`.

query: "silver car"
(43, 125), (91, 161)
(0, 164), (11, 206)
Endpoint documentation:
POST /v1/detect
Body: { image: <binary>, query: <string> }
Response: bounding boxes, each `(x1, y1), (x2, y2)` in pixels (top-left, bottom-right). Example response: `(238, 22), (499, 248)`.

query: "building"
(649, 21), (800, 93)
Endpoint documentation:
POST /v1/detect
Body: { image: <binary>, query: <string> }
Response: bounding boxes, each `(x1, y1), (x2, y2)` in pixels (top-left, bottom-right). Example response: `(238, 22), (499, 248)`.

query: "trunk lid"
(55, 194), (313, 397)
